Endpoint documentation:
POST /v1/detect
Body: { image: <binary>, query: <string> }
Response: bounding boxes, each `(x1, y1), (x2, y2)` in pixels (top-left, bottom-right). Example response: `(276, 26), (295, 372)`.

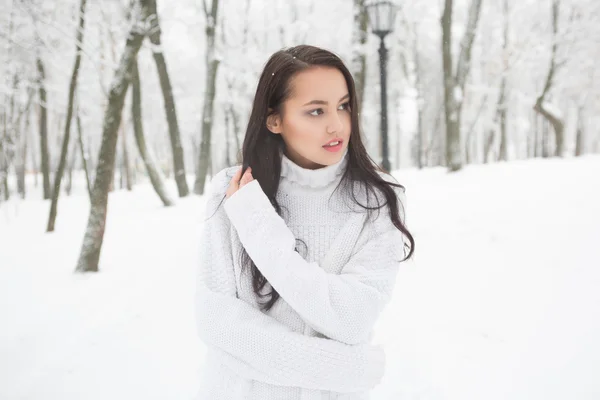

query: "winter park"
(1, 0), (600, 399)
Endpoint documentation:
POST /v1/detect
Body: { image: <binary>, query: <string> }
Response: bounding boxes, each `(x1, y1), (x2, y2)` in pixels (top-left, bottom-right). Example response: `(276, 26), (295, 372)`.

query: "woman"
(195, 44), (415, 400)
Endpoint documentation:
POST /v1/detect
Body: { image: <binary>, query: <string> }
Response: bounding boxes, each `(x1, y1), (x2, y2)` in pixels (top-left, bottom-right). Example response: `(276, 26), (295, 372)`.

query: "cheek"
(341, 112), (352, 136)
(342, 112), (352, 128)
(284, 115), (322, 141)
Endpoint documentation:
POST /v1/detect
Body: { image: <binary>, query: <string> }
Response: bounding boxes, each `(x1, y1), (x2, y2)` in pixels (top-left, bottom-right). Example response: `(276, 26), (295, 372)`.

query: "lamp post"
(366, 1), (397, 173)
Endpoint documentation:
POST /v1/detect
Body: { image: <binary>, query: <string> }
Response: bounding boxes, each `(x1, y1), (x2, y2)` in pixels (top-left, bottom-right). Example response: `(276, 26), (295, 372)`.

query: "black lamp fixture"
(366, 0), (398, 37)
(366, 0), (398, 173)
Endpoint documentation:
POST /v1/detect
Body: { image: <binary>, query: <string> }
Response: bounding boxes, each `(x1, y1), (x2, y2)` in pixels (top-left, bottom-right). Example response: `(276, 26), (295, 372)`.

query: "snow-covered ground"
(1, 155), (599, 400)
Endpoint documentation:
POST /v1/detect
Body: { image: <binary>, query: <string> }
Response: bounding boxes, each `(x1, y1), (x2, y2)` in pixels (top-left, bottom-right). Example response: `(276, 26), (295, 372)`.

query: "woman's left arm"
(223, 179), (406, 346)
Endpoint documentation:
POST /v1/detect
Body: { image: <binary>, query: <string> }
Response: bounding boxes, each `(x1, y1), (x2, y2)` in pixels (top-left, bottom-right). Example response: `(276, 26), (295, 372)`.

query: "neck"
(279, 147), (349, 189)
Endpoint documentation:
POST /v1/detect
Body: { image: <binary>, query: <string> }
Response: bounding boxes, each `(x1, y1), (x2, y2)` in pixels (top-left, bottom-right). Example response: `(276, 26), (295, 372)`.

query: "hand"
(225, 166), (254, 199)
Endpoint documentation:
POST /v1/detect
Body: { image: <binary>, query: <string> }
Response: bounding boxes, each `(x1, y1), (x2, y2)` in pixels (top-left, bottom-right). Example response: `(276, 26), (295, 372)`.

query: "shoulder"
(372, 170), (407, 223)
(208, 165), (241, 198)
(351, 171), (408, 255)
(375, 170), (406, 203)
(345, 170), (407, 216)
(203, 166), (241, 221)
(375, 170), (404, 193)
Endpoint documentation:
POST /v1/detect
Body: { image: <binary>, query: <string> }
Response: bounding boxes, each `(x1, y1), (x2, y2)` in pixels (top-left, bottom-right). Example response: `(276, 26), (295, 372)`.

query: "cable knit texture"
(195, 146), (407, 400)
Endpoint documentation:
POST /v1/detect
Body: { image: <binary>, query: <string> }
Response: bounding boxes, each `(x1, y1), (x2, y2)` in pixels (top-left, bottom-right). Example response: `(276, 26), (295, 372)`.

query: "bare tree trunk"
(131, 58), (174, 206)
(1, 2), (13, 203)
(496, 0), (510, 161)
(528, 112), (533, 158)
(413, 30), (424, 169)
(163, 144), (172, 178)
(497, 76), (508, 161)
(541, 118), (549, 158)
(191, 136), (199, 176)
(109, 153), (116, 192)
(574, 108), (584, 157)
(223, 78), (242, 166)
(0, 153), (8, 201)
(17, 109), (30, 199)
(490, 76), (507, 163)
(574, 82), (592, 157)
(147, 0), (189, 197)
(224, 105), (231, 167)
(119, 148), (124, 189)
(47, 0), (88, 232)
(36, 56), (51, 199)
(30, 116), (39, 188)
(76, 102), (93, 199)
(533, 0), (564, 158)
(65, 139), (77, 195)
(423, 103), (443, 166)
(394, 93), (402, 170)
(441, 1), (461, 171)
(76, 0), (150, 272)
(484, 128), (494, 163)
(112, 118), (128, 192)
(441, 0), (484, 172)
(1, 179), (8, 202)
(219, 2), (246, 168)
(465, 93), (488, 164)
(0, 112), (8, 201)
(12, 89), (35, 199)
(416, 111), (424, 169)
(533, 111), (539, 158)
(534, 101), (563, 157)
(229, 104), (241, 159)
(193, 0), (220, 195)
(120, 122), (132, 191)
(352, 0), (368, 115)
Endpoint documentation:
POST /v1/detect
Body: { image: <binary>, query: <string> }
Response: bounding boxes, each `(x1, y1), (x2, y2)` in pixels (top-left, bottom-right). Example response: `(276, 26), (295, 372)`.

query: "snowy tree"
(75, 0), (154, 272)
(131, 57), (174, 207)
(441, 0), (484, 172)
(46, 0), (88, 232)
(193, 0), (220, 195)
(146, 0), (189, 197)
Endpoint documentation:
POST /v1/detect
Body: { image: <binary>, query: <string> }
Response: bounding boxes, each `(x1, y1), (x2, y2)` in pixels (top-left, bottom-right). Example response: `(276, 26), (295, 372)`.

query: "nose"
(326, 112), (344, 134)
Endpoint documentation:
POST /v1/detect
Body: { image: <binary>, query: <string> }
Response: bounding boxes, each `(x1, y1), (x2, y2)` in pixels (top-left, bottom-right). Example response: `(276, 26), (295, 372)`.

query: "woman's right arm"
(195, 168), (385, 393)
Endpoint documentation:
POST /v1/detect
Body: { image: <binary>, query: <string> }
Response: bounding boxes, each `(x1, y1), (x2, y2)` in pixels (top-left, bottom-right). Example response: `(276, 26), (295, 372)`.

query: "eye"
(338, 102), (351, 111)
(308, 103), (350, 116)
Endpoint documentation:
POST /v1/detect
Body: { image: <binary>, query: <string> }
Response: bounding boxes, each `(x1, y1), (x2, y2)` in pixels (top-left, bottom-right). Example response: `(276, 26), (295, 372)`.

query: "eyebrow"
(302, 93), (350, 106)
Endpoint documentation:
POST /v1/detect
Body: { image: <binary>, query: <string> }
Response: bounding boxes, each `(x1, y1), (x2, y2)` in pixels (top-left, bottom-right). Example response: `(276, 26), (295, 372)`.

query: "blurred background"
(1, 0), (599, 399)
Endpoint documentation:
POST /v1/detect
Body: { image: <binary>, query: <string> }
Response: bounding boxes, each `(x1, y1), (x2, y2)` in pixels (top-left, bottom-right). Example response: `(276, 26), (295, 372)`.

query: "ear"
(266, 109), (283, 134)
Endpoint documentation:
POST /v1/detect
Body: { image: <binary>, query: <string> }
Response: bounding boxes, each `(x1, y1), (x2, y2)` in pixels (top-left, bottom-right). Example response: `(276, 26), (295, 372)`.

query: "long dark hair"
(211, 44), (414, 312)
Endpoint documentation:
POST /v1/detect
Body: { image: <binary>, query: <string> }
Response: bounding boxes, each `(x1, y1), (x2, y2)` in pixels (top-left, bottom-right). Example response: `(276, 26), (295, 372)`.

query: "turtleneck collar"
(279, 147), (349, 188)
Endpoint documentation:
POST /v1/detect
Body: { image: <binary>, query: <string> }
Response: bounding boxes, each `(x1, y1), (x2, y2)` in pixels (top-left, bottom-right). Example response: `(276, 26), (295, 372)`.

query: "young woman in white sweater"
(195, 44), (415, 400)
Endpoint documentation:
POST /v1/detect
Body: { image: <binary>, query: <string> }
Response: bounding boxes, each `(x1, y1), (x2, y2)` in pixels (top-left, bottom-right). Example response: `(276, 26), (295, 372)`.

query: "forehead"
(287, 66), (348, 102)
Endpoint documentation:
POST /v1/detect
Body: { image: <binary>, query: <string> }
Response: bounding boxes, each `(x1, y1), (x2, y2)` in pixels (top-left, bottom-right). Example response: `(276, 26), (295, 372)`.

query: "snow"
(2, 155), (600, 400)
(539, 101), (564, 121)
(453, 85), (463, 104)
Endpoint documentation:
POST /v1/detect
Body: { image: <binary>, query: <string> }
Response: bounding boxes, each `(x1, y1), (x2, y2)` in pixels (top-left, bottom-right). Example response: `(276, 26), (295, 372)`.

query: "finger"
(242, 170), (253, 185)
(233, 166), (243, 180)
(241, 172), (249, 185)
(230, 167), (243, 187)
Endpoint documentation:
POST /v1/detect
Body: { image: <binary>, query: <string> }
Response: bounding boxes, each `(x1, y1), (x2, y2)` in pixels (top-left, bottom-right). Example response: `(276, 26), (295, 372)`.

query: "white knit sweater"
(194, 147), (407, 400)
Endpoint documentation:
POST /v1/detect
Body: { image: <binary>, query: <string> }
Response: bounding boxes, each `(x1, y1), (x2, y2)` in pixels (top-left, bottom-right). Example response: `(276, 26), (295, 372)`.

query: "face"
(266, 66), (352, 170)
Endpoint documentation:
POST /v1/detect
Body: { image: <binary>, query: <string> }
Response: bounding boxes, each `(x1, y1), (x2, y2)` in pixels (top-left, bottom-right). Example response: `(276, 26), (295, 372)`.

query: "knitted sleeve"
(223, 178), (407, 346)
(195, 168), (385, 392)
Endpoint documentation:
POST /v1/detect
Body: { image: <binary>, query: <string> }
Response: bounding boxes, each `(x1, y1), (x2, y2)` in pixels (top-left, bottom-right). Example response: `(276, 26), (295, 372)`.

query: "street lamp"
(366, 1), (398, 173)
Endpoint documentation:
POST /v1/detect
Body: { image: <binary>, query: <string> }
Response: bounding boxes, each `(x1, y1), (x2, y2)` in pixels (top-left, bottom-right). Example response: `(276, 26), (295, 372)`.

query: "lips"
(323, 139), (343, 147)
